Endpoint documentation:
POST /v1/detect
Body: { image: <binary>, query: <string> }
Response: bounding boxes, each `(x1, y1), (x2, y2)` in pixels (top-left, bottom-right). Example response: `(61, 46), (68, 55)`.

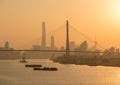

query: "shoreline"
(52, 55), (120, 67)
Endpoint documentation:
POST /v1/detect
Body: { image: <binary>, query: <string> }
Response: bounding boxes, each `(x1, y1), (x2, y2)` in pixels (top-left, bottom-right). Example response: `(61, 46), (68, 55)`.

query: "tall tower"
(51, 35), (55, 49)
(41, 22), (46, 49)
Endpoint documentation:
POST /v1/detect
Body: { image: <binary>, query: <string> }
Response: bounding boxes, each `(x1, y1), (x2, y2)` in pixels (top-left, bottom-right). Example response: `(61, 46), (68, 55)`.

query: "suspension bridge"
(0, 20), (104, 54)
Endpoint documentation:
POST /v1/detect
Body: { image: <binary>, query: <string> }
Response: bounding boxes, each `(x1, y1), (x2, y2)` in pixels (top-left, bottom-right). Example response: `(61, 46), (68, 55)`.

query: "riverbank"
(52, 55), (120, 67)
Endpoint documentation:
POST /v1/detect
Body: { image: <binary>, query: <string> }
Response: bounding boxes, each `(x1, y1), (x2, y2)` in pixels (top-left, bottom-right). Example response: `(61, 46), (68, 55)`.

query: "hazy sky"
(0, 0), (120, 49)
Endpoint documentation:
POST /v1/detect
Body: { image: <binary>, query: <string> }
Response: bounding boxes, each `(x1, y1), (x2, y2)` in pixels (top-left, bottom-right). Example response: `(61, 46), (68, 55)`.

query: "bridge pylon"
(66, 20), (70, 57)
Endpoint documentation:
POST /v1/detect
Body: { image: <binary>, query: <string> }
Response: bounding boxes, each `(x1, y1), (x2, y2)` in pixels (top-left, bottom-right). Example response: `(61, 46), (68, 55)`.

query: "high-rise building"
(51, 35), (55, 48)
(41, 22), (46, 49)
(79, 40), (88, 51)
(69, 41), (75, 51)
(5, 41), (9, 49)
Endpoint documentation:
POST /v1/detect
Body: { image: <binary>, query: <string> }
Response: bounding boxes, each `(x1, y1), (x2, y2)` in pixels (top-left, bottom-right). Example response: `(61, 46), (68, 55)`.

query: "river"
(0, 59), (120, 85)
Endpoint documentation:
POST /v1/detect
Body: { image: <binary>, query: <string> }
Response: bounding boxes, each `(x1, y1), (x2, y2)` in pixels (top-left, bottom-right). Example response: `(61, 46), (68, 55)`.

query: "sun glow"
(109, 0), (120, 28)
(111, 1), (120, 19)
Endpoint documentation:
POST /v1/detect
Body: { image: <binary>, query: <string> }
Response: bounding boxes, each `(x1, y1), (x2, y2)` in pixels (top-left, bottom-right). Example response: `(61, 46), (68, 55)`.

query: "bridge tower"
(66, 20), (70, 57)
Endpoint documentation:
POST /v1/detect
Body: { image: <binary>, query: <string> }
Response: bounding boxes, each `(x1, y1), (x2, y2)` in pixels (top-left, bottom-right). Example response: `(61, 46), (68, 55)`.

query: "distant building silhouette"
(41, 22), (46, 49)
(32, 45), (41, 50)
(79, 40), (88, 51)
(69, 41), (75, 55)
(51, 35), (55, 49)
(0, 41), (20, 59)
(25, 22), (61, 59)
(60, 46), (65, 50)
(75, 40), (88, 55)
(69, 41), (75, 51)
(5, 41), (9, 49)
(116, 48), (120, 55)
(103, 47), (115, 57)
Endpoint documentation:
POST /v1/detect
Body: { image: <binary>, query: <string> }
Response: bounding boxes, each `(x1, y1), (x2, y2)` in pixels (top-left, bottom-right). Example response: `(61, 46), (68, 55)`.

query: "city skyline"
(0, 0), (120, 49)
(0, 21), (96, 51)
(0, 20), (119, 50)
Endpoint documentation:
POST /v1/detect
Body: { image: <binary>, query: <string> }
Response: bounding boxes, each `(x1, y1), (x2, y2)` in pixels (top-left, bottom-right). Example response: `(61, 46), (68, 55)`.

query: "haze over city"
(0, 0), (120, 49)
(1, 0), (120, 85)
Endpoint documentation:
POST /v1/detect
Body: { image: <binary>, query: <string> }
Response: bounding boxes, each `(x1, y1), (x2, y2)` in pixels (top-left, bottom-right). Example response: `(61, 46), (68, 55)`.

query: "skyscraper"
(41, 22), (46, 49)
(69, 41), (75, 51)
(51, 35), (55, 48)
(5, 41), (9, 49)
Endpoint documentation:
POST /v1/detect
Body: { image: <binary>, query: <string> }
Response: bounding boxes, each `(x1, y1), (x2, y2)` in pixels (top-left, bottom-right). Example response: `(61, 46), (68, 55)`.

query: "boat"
(20, 60), (27, 63)
(20, 52), (27, 63)
(25, 64), (42, 67)
(33, 67), (57, 71)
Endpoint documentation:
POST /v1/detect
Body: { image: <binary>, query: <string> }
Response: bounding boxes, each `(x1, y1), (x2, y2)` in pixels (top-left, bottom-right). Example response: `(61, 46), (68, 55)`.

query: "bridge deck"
(0, 50), (104, 53)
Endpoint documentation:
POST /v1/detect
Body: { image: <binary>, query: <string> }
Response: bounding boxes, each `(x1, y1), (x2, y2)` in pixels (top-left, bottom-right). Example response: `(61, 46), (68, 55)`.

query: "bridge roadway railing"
(0, 50), (104, 53)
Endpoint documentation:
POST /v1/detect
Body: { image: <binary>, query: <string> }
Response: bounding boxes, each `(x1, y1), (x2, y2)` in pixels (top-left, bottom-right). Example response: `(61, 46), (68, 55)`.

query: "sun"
(109, 0), (120, 27)
(114, 2), (120, 14)
(111, 1), (120, 19)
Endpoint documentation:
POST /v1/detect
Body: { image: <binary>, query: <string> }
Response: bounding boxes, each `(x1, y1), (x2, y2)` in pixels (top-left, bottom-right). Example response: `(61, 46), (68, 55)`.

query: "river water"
(0, 59), (120, 85)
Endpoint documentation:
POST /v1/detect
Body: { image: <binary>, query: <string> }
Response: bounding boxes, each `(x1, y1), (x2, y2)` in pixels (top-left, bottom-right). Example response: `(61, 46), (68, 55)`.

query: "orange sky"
(0, 0), (120, 49)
